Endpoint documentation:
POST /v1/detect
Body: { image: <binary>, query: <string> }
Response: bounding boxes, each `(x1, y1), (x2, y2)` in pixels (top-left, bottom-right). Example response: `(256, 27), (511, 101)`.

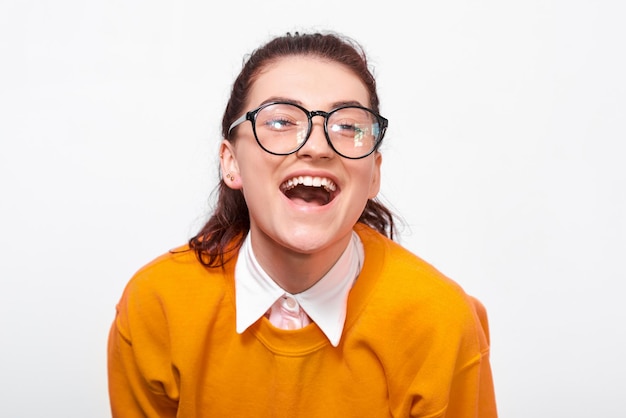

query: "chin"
(278, 225), (351, 255)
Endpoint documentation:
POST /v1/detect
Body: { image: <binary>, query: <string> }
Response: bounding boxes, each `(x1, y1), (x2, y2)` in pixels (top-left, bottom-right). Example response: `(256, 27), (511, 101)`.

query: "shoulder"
(355, 224), (465, 295)
(354, 224), (477, 328)
(352, 225), (490, 356)
(127, 245), (229, 287)
(116, 245), (235, 317)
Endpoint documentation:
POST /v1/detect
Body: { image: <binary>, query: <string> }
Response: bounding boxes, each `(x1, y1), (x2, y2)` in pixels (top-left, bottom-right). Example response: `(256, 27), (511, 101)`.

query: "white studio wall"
(1, 1), (624, 417)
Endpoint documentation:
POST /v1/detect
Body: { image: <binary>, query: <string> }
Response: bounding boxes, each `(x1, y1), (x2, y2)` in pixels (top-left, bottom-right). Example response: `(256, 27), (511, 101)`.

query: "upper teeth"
(281, 176), (337, 192)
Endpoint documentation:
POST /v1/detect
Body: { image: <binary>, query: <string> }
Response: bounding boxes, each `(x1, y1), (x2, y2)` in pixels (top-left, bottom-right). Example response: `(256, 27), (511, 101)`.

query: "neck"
(249, 231), (352, 294)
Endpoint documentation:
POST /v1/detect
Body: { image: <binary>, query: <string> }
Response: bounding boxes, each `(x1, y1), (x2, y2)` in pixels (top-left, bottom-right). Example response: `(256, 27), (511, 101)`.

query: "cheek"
(352, 161), (381, 199)
(367, 170), (381, 198)
(236, 151), (282, 197)
(234, 144), (266, 184)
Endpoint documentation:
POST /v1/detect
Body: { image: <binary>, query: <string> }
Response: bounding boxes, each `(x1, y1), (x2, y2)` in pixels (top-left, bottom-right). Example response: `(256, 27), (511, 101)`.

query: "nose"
(296, 116), (334, 159)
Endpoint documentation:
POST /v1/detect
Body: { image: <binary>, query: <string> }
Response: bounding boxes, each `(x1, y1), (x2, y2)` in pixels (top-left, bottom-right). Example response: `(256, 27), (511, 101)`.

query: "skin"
(220, 56), (382, 294)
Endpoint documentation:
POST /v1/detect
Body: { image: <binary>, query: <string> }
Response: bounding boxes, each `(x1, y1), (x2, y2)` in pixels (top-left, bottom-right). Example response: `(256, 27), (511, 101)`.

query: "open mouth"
(280, 176), (338, 206)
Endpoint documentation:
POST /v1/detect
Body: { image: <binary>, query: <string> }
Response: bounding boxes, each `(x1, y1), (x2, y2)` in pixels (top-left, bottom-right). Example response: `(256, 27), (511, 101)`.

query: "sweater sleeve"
(471, 297), (498, 417)
(107, 280), (180, 418)
(443, 296), (498, 418)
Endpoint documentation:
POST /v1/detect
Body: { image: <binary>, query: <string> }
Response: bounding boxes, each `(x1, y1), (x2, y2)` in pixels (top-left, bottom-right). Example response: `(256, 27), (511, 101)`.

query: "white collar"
(234, 231), (364, 347)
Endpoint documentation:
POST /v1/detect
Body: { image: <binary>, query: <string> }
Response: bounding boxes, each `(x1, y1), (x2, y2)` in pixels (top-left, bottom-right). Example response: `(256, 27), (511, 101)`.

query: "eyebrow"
(259, 96), (366, 109)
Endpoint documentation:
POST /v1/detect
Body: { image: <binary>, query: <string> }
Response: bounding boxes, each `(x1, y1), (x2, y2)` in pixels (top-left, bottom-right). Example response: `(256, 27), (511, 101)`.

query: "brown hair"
(189, 31), (396, 267)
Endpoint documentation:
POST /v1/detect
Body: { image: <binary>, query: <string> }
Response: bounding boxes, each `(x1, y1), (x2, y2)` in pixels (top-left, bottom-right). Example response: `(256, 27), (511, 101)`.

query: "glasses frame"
(227, 101), (388, 160)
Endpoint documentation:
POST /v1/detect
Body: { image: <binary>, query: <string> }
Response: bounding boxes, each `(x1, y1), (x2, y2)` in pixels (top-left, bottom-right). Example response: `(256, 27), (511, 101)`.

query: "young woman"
(108, 32), (498, 417)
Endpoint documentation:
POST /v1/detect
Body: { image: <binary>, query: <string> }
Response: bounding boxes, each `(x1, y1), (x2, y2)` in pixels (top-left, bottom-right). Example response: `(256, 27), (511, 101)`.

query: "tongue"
(285, 185), (329, 206)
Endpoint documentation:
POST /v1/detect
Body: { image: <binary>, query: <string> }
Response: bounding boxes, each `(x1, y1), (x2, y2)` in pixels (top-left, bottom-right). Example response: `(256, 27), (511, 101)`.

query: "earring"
(225, 173), (234, 181)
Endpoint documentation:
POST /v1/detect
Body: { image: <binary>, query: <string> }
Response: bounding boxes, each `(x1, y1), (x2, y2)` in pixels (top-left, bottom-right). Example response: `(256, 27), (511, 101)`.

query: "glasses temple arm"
(228, 113), (249, 135)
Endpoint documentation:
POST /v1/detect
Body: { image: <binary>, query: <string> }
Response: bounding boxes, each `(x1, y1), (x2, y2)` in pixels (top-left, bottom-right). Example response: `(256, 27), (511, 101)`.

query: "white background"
(1, 1), (624, 417)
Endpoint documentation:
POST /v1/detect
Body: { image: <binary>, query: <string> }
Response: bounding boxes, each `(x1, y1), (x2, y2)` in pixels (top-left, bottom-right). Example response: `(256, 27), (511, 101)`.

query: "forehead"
(246, 56), (370, 109)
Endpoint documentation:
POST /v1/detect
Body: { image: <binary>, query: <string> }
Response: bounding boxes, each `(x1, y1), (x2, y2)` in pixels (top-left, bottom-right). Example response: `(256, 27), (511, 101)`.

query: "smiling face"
(221, 56), (382, 287)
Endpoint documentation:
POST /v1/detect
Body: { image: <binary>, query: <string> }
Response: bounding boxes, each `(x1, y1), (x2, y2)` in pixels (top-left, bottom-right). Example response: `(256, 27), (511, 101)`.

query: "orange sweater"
(108, 225), (497, 417)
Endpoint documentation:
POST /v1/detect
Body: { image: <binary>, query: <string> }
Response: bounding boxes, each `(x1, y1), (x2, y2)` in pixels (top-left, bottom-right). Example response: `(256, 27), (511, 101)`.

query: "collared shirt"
(234, 231), (364, 346)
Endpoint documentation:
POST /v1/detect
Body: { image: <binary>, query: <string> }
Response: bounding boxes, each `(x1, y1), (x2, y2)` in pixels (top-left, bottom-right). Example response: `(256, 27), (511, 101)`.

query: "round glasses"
(228, 101), (388, 159)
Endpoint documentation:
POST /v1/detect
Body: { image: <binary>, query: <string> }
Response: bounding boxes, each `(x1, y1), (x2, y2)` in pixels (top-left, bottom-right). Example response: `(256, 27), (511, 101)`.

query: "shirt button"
(283, 296), (297, 310)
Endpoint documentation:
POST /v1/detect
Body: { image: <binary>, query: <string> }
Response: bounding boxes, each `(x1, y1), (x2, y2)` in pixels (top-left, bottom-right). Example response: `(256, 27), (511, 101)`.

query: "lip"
(280, 170), (340, 190)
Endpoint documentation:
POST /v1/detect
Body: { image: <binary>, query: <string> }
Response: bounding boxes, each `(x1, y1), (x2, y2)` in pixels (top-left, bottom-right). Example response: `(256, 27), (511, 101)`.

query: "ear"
(367, 152), (382, 199)
(220, 140), (243, 190)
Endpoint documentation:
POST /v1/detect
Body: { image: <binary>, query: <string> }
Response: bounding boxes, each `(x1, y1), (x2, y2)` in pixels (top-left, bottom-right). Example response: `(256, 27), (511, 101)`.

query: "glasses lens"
(328, 107), (381, 158)
(254, 103), (309, 154)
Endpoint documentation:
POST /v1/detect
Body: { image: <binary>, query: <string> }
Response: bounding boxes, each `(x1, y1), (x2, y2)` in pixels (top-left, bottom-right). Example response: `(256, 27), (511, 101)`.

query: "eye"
(256, 103), (305, 133)
(263, 117), (298, 131)
(330, 121), (365, 137)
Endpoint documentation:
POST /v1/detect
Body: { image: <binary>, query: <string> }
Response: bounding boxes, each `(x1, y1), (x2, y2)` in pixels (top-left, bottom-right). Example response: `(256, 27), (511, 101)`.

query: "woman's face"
(221, 56), (382, 263)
